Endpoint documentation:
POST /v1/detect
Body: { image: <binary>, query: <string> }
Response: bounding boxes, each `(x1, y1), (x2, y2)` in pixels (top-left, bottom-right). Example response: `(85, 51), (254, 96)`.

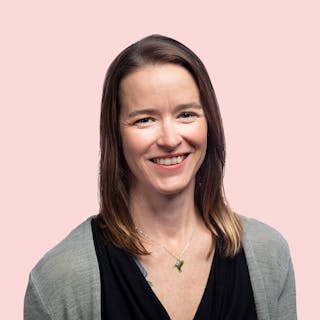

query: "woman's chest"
(138, 249), (215, 320)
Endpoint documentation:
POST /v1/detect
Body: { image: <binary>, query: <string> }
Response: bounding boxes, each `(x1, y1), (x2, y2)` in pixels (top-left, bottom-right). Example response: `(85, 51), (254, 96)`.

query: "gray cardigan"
(24, 216), (297, 320)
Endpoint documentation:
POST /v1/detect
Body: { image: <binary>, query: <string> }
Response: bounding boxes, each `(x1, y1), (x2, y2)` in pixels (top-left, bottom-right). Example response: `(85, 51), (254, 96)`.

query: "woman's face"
(119, 63), (207, 196)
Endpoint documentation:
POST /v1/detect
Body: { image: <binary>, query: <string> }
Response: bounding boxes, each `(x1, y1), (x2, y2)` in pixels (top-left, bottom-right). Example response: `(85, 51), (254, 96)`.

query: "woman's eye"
(134, 117), (153, 125)
(179, 112), (196, 120)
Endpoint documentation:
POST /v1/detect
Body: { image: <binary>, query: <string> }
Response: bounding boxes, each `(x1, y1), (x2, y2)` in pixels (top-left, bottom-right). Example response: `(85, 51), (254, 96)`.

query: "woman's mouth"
(151, 154), (189, 166)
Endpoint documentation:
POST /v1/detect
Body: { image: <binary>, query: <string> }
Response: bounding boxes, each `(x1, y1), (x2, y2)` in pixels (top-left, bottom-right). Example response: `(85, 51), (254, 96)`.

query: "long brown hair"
(98, 34), (242, 257)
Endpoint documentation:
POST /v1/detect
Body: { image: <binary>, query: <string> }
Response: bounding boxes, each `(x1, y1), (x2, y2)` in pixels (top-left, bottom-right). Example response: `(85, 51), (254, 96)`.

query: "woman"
(24, 35), (297, 320)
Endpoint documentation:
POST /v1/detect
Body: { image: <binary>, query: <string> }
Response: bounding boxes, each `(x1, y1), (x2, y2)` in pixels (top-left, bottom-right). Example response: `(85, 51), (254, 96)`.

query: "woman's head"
(101, 34), (225, 197)
(99, 34), (242, 256)
(119, 63), (208, 196)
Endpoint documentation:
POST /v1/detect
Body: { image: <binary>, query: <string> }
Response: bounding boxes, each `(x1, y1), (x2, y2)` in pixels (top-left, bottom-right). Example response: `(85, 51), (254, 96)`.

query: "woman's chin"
(152, 181), (192, 196)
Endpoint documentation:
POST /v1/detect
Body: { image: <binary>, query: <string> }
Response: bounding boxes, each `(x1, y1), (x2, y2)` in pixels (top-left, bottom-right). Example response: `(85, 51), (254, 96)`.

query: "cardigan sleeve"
(24, 273), (52, 320)
(23, 218), (101, 320)
(240, 215), (297, 319)
(276, 252), (297, 320)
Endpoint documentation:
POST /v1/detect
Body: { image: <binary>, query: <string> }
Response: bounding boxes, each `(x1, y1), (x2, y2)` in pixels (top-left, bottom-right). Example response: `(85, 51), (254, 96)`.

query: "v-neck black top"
(91, 218), (258, 320)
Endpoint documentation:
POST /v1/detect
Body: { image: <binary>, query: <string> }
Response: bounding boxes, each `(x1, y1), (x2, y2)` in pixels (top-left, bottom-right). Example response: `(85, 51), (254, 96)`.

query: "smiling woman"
(119, 64), (208, 196)
(24, 35), (297, 320)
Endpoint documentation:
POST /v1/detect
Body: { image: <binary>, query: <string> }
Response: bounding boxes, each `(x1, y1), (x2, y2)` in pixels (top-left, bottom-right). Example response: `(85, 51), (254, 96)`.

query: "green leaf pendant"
(174, 259), (184, 272)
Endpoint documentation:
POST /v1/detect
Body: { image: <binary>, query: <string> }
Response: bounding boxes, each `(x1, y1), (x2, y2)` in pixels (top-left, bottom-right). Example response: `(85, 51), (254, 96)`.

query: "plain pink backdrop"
(1, 1), (319, 318)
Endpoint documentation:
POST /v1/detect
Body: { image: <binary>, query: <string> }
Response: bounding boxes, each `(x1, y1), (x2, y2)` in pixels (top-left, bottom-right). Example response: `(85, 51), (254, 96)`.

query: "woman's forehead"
(119, 64), (200, 110)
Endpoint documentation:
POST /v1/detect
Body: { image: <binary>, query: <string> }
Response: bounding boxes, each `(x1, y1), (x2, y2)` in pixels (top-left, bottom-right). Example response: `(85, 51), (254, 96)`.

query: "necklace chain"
(135, 225), (195, 273)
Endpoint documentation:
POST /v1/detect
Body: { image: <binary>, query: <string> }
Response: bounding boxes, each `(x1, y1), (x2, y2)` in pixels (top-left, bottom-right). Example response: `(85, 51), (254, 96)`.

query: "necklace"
(135, 226), (195, 273)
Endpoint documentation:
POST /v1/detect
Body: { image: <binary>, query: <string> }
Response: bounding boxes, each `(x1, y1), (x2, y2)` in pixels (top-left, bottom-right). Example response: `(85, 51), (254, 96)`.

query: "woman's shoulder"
(240, 215), (290, 269)
(239, 215), (287, 245)
(25, 216), (100, 319)
(238, 215), (296, 319)
(31, 216), (97, 276)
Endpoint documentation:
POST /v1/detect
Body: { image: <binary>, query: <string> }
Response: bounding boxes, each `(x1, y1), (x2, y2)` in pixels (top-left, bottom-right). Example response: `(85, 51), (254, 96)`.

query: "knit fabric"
(24, 215), (297, 320)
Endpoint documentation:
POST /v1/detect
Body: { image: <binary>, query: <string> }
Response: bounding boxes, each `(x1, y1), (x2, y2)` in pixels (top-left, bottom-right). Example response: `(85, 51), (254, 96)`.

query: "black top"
(91, 218), (258, 320)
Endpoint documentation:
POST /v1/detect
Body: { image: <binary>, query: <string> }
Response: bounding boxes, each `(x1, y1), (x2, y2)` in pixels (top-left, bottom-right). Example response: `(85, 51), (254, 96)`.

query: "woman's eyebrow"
(175, 103), (203, 112)
(127, 103), (202, 118)
(127, 108), (159, 118)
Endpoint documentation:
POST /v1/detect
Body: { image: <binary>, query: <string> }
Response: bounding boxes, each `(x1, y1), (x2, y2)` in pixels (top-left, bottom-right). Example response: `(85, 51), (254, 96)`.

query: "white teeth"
(153, 155), (186, 166)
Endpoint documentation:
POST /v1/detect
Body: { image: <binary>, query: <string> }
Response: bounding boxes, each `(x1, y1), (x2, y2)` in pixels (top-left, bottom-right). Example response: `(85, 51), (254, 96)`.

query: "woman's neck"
(129, 183), (200, 243)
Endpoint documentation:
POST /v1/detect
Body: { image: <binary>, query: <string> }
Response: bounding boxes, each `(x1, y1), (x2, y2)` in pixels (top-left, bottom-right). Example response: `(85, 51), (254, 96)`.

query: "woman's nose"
(156, 120), (182, 150)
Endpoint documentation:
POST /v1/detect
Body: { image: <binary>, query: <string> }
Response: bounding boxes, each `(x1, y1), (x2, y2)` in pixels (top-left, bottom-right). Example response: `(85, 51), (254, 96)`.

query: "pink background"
(1, 1), (319, 318)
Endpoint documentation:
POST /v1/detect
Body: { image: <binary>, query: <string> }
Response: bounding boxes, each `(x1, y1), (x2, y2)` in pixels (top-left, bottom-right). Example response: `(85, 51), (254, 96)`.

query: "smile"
(151, 154), (188, 166)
